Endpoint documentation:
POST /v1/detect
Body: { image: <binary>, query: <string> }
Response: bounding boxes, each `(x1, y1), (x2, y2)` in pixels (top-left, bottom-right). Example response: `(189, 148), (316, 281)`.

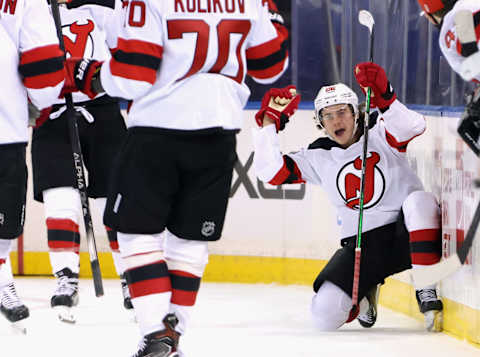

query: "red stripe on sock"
(46, 218), (79, 232)
(48, 241), (80, 253)
(411, 252), (441, 265)
(171, 289), (198, 306)
(129, 277), (171, 298)
(409, 229), (440, 242)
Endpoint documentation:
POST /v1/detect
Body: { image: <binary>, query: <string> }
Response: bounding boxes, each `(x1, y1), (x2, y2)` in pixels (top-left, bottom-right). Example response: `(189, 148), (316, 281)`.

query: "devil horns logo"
(63, 20), (95, 58)
(336, 152), (385, 210)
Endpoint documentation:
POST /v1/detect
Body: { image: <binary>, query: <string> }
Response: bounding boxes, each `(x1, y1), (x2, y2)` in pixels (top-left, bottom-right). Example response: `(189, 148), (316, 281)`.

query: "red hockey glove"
(64, 57), (103, 99)
(354, 62), (397, 111)
(28, 100), (51, 128)
(255, 85), (301, 132)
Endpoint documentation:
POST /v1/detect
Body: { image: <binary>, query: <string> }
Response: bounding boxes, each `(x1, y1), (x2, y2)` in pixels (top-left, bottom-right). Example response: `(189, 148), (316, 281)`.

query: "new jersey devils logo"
(63, 20), (95, 58)
(336, 152), (385, 210)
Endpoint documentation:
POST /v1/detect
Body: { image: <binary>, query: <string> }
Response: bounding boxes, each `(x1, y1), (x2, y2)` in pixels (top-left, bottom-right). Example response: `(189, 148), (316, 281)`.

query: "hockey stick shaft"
(50, 0), (104, 297)
(352, 10), (375, 308)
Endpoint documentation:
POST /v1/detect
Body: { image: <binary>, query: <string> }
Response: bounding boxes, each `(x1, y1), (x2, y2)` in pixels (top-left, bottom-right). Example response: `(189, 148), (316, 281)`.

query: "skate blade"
(11, 320), (27, 335)
(53, 306), (76, 324)
(424, 310), (443, 332)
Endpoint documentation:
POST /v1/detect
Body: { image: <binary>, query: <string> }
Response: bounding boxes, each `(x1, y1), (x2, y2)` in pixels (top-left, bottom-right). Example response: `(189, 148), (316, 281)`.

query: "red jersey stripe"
(20, 45), (64, 65)
(248, 57), (287, 80)
(246, 36), (283, 60)
(117, 38), (163, 58)
(23, 70), (64, 89)
(110, 60), (157, 84)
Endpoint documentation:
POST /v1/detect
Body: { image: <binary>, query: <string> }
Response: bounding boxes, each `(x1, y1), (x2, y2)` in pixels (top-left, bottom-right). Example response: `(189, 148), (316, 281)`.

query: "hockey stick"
(351, 9), (375, 314)
(50, 0), (104, 297)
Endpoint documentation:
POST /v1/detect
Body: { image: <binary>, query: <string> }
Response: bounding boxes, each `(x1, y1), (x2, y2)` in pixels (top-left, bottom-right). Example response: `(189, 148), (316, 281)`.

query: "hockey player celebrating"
(29, 0), (131, 323)
(253, 62), (444, 331)
(417, 0), (480, 155)
(0, 0), (66, 331)
(62, 0), (290, 355)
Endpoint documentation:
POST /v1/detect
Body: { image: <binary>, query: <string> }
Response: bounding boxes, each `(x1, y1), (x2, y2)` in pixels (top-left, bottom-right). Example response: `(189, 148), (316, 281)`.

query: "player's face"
(321, 104), (357, 148)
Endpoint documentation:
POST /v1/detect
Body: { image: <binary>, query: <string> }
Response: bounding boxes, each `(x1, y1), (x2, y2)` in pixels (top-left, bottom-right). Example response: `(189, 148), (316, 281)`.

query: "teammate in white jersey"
(417, 0), (480, 155)
(29, 0), (131, 323)
(62, 0), (290, 355)
(253, 62), (444, 331)
(0, 0), (65, 328)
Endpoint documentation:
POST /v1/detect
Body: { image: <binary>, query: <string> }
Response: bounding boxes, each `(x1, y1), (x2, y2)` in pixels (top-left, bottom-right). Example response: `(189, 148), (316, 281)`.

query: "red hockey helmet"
(417, 0), (457, 15)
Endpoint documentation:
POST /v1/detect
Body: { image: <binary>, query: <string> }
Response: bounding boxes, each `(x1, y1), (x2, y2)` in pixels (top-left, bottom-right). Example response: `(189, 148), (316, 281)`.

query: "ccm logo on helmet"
(326, 86), (336, 92)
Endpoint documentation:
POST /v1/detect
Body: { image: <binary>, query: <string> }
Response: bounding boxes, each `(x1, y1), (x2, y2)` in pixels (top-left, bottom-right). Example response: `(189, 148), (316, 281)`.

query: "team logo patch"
(201, 221), (215, 237)
(63, 20), (95, 58)
(336, 152), (385, 210)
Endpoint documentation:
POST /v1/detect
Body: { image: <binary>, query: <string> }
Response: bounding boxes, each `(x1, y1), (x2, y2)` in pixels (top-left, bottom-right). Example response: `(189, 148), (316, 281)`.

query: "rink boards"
(10, 108), (480, 346)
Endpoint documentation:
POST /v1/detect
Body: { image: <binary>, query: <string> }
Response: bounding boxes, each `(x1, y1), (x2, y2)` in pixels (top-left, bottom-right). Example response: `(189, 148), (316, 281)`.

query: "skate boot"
(51, 268), (79, 324)
(132, 313), (181, 357)
(416, 288), (443, 332)
(357, 284), (379, 328)
(121, 274), (133, 310)
(0, 282), (29, 334)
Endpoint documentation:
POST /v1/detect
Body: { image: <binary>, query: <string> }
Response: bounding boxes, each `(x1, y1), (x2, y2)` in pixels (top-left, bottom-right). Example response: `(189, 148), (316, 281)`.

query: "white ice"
(1, 278), (479, 357)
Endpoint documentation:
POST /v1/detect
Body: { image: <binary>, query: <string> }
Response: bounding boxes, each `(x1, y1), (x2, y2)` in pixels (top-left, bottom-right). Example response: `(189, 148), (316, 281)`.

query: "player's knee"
(310, 281), (350, 331)
(43, 187), (81, 222)
(164, 230), (208, 276)
(118, 232), (164, 259)
(402, 191), (440, 230)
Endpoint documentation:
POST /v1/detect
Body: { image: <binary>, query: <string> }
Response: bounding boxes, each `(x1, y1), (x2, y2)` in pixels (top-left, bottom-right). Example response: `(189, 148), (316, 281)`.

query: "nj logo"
(63, 20), (95, 58)
(336, 152), (385, 210)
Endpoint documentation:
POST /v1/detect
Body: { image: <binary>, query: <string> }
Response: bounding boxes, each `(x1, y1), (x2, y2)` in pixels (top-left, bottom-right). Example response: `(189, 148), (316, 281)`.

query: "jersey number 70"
(167, 19), (251, 83)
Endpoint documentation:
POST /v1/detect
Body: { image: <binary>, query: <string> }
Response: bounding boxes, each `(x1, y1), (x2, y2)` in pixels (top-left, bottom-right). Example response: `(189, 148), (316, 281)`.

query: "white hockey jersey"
(253, 100), (426, 239)
(0, 0), (64, 145)
(100, 0), (289, 131)
(54, 0), (124, 104)
(439, 0), (480, 82)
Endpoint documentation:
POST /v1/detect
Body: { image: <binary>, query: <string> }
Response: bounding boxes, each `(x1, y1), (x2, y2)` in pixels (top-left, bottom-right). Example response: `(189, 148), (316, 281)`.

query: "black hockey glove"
(458, 88), (480, 156)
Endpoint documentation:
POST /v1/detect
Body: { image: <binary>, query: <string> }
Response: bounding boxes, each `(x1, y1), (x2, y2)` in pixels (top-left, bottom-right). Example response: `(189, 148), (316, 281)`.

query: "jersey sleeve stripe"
(20, 62), (65, 89)
(109, 39), (163, 83)
(269, 155), (304, 185)
(117, 38), (163, 59)
(385, 129), (424, 153)
(19, 45), (65, 89)
(110, 60), (159, 84)
(20, 44), (64, 64)
(248, 55), (288, 79)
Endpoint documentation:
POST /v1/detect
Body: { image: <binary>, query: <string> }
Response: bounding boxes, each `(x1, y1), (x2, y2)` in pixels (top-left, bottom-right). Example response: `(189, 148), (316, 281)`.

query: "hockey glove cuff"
(458, 88), (480, 156)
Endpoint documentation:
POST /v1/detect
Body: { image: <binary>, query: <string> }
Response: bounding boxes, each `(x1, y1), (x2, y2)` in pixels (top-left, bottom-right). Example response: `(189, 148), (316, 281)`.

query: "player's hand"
(64, 57), (103, 99)
(28, 100), (51, 128)
(254, 85), (301, 132)
(354, 62), (396, 111)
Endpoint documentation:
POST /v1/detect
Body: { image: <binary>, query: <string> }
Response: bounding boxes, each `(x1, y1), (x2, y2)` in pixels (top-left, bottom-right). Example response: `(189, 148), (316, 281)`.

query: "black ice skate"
(357, 285), (379, 328)
(132, 313), (181, 357)
(121, 274), (133, 310)
(0, 282), (29, 334)
(416, 289), (443, 332)
(51, 268), (79, 324)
